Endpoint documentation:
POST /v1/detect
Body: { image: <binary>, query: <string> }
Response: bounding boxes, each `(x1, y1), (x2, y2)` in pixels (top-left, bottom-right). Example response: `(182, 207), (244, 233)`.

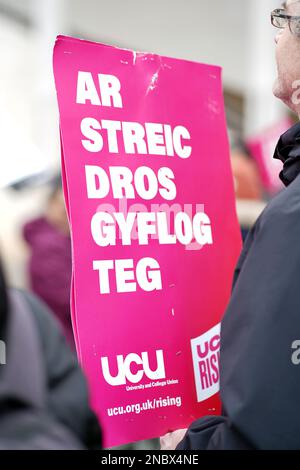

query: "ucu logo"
(191, 323), (221, 402)
(196, 335), (220, 358)
(101, 350), (166, 386)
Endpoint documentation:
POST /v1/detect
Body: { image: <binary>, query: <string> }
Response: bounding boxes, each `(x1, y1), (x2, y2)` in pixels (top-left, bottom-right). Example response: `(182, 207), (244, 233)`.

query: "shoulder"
(13, 289), (65, 343)
(263, 175), (300, 218)
(10, 289), (78, 376)
(7, 289), (102, 448)
(254, 175), (300, 239)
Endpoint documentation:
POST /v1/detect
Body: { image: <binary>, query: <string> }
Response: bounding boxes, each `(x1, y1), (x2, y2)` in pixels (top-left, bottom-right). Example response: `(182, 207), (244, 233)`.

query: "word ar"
(76, 71), (123, 108)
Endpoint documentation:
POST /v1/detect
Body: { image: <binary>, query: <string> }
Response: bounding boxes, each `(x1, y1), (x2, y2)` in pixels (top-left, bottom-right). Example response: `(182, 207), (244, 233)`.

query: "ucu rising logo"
(101, 350), (166, 386)
(191, 323), (221, 402)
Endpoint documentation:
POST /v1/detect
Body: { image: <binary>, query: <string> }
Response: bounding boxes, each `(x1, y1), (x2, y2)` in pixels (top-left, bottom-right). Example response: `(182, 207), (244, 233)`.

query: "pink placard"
(53, 35), (241, 447)
(246, 118), (292, 194)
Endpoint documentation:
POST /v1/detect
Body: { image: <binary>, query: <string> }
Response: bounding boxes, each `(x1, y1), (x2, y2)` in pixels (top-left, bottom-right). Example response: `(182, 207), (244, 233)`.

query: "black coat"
(178, 122), (300, 450)
(0, 289), (102, 449)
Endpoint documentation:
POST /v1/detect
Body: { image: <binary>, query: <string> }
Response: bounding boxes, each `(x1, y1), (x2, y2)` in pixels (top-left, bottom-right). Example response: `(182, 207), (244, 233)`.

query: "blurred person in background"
(23, 176), (74, 348)
(231, 147), (263, 201)
(230, 146), (263, 241)
(0, 257), (102, 449)
(162, 0), (300, 450)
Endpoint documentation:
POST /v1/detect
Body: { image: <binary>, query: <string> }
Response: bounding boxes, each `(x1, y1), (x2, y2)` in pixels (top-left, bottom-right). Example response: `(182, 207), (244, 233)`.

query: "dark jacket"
(178, 122), (300, 450)
(0, 288), (101, 449)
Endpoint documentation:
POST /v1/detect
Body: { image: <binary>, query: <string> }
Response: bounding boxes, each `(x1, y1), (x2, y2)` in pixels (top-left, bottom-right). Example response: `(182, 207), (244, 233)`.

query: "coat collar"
(273, 121), (300, 187)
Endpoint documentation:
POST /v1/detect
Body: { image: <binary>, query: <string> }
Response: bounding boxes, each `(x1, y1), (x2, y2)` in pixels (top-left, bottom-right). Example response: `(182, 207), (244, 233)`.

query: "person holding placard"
(163, 0), (300, 450)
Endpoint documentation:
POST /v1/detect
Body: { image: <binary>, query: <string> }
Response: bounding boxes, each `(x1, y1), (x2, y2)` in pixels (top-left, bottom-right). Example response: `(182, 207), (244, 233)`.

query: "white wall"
(70, 0), (247, 93)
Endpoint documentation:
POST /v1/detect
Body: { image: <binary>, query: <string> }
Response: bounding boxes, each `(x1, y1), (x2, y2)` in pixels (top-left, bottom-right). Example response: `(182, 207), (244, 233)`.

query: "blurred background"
(0, 0), (296, 450)
(0, 0), (295, 288)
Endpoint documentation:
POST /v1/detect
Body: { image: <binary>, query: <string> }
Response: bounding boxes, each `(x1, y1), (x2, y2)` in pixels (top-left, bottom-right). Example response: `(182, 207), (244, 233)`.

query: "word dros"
(101, 350), (166, 386)
(85, 165), (176, 201)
